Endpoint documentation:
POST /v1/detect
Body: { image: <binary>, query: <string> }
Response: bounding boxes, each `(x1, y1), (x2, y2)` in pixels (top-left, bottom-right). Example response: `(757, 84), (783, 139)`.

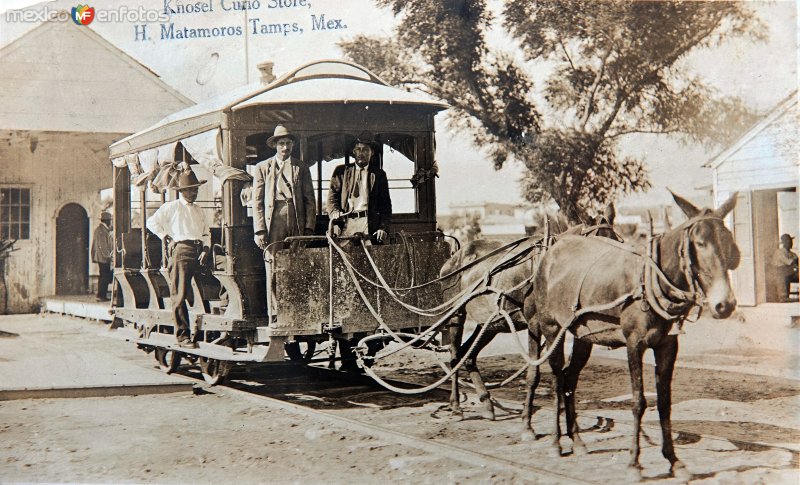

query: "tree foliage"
(340, 0), (763, 222)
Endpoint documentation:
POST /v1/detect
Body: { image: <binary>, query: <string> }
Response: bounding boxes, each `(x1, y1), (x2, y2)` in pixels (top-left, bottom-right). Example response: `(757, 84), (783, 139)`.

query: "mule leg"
(448, 314), (465, 415)
(564, 339), (592, 455)
(548, 337), (566, 456)
(626, 339), (647, 478)
(654, 335), (690, 480)
(521, 324), (541, 441)
(461, 324), (501, 420)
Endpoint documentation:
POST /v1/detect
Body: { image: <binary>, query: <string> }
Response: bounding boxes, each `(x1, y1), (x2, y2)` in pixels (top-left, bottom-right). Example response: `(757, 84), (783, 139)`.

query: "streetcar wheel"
(199, 357), (228, 386)
(154, 348), (181, 374)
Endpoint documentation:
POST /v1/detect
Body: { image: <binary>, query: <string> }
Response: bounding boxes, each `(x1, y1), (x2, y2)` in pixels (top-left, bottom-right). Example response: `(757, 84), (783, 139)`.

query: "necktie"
(353, 167), (364, 198)
(276, 161), (292, 200)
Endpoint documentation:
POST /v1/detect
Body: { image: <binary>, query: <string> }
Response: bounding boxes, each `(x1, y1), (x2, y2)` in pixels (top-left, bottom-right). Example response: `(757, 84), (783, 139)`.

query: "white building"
(0, 19), (192, 312)
(705, 91), (798, 306)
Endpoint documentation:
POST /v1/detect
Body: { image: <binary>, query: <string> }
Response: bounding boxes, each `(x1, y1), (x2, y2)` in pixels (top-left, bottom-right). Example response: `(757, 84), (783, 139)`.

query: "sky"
(1, 0), (796, 213)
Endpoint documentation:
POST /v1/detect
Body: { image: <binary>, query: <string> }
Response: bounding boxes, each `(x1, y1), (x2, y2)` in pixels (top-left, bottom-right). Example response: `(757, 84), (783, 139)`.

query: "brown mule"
(529, 192), (740, 480)
(441, 205), (619, 425)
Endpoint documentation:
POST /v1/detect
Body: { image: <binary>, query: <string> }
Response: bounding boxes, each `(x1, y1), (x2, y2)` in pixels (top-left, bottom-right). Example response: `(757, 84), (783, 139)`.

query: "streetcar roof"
(109, 60), (447, 158)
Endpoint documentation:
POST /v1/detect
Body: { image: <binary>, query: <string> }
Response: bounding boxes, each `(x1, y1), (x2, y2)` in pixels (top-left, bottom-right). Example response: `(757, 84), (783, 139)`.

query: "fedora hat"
(173, 168), (206, 191)
(353, 131), (378, 149)
(267, 125), (297, 148)
(100, 212), (112, 222)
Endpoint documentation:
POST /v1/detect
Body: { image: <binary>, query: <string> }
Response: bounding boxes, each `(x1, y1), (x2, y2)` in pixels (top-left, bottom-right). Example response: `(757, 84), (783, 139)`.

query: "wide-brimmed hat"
(267, 125), (297, 148)
(100, 212), (112, 222)
(173, 168), (206, 191)
(353, 131), (378, 149)
(780, 233), (794, 244)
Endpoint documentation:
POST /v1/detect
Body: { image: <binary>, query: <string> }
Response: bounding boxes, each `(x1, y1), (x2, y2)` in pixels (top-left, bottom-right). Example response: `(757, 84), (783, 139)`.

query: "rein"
(566, 215), (722, 328)
(642, 215), (721, 327)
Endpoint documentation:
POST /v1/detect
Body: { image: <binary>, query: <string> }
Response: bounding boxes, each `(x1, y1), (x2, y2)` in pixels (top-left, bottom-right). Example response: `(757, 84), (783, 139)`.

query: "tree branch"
(606, 128), (683, 140)
(559, 37), (577, 72)
(597, 18), (723, 138)
(580, 48), (612, 131)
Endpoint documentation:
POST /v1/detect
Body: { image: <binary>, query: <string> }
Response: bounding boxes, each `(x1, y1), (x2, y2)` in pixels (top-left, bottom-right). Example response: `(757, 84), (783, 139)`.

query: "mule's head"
(672, 191), (741, 319)
(581, 203), (622, 241)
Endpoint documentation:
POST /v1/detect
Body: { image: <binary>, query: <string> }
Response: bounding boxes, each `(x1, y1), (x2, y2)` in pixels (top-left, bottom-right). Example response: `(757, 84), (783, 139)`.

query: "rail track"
(153, 356), (798, 484)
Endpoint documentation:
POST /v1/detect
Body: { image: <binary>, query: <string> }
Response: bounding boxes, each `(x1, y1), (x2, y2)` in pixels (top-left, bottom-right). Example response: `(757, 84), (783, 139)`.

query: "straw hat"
(266, 125), (297, 148)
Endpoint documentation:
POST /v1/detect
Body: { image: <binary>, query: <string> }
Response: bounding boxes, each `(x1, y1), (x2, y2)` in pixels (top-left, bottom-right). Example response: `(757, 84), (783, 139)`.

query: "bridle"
(580, 222), (624, 242)
(644, 214), (726, 323)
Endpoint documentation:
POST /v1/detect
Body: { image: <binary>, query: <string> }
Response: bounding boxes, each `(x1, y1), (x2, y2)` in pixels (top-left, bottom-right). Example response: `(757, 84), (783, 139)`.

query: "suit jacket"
(327, 163), (392, 235)
(252, 156), (316, 238)
(91, 223), (113, 264)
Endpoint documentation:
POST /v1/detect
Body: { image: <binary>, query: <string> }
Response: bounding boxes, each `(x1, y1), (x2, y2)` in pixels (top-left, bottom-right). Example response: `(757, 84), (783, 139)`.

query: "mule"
(529, 192), (739, 479)
(442, 205), (619, 422)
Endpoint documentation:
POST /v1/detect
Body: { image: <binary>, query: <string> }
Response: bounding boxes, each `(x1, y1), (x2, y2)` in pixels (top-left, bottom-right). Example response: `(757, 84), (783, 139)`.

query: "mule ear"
(603, 203), (616, 225)
(669, 189), (700, 218)
(713, 192), (738, 219)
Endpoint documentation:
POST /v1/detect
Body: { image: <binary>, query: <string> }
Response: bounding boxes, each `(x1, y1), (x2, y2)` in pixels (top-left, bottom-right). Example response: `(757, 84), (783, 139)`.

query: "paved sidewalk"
(0, 313), (189, 397)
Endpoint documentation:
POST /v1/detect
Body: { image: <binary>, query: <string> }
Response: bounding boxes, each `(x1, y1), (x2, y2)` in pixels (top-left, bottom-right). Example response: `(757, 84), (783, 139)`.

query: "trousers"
(96, 262), (113, 299)
(265, 200), (300, 316)
(169, 241), (201, 340)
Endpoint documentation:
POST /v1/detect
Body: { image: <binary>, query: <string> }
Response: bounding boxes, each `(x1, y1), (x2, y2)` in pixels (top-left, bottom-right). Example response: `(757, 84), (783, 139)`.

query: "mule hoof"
(625, 465), (642, 482)
(478, 409), (496, 421)
(547, 443), (563, 459)
(672, 462), (691, 482)
(572, 442), (588, 456)
(520, 429), (536, 442)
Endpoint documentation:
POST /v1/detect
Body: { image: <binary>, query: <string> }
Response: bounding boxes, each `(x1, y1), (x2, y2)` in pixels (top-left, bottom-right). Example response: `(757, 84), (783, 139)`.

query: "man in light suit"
(252, 125), (316, 319)
(252, 125), (317, 250)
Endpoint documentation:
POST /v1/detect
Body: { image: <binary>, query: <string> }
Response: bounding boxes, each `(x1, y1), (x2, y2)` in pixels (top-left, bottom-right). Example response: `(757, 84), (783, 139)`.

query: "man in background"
(91, 212), (114, 302)
(770, 233), (798, 302)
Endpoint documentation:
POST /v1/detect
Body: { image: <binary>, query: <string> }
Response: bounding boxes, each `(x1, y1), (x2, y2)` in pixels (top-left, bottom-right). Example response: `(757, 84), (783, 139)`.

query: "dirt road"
(0, 310), (797, 484)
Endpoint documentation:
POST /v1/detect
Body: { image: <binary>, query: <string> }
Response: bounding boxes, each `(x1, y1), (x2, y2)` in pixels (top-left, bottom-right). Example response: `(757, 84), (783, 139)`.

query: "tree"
(340, 0), (763, 222)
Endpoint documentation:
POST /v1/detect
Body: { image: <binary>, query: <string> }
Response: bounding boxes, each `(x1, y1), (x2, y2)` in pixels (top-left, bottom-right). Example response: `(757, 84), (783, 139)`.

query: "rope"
(358, 237), (543, 317)
(356, 312), (570, 395)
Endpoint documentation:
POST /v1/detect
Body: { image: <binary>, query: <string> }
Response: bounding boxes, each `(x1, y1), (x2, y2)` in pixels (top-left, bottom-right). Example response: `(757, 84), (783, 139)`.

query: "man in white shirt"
(147, 168), (210, 348)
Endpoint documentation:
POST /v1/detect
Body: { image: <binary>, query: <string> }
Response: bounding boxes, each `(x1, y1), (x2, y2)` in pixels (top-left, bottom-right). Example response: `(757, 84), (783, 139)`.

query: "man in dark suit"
(771, 233), (799, 302)
(327, 131), (392, 244)
(327, 132), (392, 372)
(91, 212), (114, 302)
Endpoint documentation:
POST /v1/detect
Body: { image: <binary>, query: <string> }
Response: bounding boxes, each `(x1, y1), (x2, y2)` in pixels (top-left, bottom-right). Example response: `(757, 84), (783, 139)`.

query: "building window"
(0, 188), (31, 240)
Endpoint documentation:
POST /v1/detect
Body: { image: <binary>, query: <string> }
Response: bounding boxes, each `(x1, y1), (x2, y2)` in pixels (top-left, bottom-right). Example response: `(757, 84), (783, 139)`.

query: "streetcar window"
(315, 147), (416, 215)
(243, 131), (420, 219)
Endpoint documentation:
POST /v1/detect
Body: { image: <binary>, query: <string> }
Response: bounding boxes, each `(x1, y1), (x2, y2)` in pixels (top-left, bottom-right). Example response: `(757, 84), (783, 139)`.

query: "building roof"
(0, 19), (193, 133)
(110, 59), (447, 156)
(703, 90), (798, 169)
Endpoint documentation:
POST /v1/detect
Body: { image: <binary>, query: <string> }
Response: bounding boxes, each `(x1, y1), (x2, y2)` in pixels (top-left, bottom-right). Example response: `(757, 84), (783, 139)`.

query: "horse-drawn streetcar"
(105, 58), (745, 479)
(107, 60), (452, 383)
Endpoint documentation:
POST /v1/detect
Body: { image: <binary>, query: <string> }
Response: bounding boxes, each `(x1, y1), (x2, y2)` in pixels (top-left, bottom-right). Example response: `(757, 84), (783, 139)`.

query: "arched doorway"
(56, 203), (89, 295)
